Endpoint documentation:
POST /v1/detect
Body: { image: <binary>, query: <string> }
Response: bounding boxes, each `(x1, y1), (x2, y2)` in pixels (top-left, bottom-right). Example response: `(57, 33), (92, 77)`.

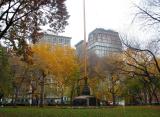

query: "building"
(75, 40), (85, 60)
(88, 28), (122, 57)
(75, 28), (122, 58)
(39, 33), (71, 47)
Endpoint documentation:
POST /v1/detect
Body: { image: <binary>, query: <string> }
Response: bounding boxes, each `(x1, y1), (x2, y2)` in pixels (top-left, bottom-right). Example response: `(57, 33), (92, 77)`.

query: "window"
(59, 38), (62, 43)
(98, 33), (103, 39)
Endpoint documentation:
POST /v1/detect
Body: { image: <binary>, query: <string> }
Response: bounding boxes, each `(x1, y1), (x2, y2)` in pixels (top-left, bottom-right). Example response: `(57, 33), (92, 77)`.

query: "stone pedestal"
(72, 78), (99, 106)
(82, 79), (90, 96)
(73, 95), (99, 106)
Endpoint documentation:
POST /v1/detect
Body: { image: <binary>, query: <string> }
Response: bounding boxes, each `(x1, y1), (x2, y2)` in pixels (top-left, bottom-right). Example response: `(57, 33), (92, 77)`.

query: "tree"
(31, 43), (79, 106)
(0, 0), (69, 62)
(94, 53), (124, 105)
(132, 0), (160, 73)
(123, 76), (145, 105)
(134, 0), (160, 28)
(116, 0), (160, 104)
(119, 36), (160, 104)
(9, 54), (32, 106)
(122, 47), (160, 104)
(0, 45), (12, 100)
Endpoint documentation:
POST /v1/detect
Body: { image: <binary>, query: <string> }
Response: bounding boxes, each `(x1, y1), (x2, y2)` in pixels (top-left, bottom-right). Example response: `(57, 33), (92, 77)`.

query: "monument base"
(72, 95), (99, 106)
(73, 77), (99, 106)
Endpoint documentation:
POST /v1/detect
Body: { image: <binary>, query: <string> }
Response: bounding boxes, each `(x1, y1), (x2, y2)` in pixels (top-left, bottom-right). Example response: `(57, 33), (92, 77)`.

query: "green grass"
(0, 106), (160, 117)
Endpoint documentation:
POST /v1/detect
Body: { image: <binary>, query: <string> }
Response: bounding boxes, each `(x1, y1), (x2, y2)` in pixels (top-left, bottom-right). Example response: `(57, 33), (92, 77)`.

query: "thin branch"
(122, 40), (160, 74)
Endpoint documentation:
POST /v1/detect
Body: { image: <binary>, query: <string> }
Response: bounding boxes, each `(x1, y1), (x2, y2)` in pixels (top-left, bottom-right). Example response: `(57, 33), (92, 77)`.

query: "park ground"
(0, 106), (160, 117)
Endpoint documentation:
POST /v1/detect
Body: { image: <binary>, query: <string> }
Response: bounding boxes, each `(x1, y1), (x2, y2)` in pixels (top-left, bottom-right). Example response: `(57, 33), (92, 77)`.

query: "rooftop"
(43, 33), (71, 39)
(89, 28), (118, 35)
(75, 40), (84, 47)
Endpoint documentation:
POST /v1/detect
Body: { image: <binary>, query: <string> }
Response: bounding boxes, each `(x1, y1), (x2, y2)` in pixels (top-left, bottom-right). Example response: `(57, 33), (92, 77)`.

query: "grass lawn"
(0, 106), (160, 117)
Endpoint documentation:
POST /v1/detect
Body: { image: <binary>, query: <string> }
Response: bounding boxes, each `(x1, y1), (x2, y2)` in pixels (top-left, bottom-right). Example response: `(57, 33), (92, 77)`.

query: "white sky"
(60, 0), (143, 47)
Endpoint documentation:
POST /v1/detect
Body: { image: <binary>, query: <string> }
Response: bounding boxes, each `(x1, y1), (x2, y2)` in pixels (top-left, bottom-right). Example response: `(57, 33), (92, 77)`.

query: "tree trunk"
(153, 90), (159, 104)
(148, 91), (152, 104)
(31, 89), (35, 106)
(112, 92), (116, 106)
(40, 72), (45, 107)
(111, 75), (116, 106)
(14, 87), (19, 107)
(70, 85), (75, 105)
(61, 87), (64, 104)
(143, 88), (148, 104)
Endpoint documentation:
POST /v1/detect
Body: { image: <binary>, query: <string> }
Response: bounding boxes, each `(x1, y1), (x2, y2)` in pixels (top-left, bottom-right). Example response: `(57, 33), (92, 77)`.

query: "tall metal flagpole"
(82, 0), (90, 95)
(83, 0), (87, 78)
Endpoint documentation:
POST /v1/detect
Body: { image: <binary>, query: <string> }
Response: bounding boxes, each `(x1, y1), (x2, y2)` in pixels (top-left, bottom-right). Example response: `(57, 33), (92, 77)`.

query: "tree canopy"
(0, 45), (12, 99)
(0, 0), (69, 62)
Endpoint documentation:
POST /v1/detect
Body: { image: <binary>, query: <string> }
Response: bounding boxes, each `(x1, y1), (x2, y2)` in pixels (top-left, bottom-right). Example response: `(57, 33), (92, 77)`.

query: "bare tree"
(134, 0), (160, 27)
(120, 36), (160, 104)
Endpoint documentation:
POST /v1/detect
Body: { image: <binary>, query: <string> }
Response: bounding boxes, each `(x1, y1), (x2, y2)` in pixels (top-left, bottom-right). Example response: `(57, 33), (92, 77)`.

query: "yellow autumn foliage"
(31, 43), (79, 86)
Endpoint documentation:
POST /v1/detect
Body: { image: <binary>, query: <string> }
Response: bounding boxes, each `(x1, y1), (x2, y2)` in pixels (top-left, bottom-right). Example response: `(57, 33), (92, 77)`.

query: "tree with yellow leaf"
(93, 53), (124, 105)
(32, 43), (79, 106)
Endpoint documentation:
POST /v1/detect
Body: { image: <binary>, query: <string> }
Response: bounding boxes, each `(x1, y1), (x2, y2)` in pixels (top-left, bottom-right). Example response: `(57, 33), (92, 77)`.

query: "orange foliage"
(31, 43), (79, 86)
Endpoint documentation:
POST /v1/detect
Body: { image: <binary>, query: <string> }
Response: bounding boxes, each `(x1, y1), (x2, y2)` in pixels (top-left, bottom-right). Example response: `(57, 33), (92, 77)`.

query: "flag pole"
(82, 0), (90, 96)
(83, 0), (87, 78)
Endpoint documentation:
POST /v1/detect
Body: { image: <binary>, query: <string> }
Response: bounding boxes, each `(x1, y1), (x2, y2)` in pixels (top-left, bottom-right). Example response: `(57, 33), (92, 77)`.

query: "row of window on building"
(39, 34), (71, 47)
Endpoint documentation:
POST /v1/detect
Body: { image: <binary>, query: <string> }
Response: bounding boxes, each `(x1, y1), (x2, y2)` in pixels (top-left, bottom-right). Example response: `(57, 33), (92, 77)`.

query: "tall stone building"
(39, 33), (71, 47)
(75, 40), (85, 60)
(75, 28), (122, 58)
(88, 28), (122, 57)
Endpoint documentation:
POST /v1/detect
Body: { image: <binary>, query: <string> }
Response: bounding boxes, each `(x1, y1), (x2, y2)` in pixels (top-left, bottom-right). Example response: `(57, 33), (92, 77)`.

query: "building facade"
(75, 40), (85, 60)
(39, 33), (71, 47)
(88, 28), (122, 57)
(75, 28), (122, 58)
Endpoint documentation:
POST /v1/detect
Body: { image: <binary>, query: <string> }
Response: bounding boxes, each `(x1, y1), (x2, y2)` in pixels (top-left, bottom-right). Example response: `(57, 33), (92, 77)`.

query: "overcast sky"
(61, 0), (142, 47)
